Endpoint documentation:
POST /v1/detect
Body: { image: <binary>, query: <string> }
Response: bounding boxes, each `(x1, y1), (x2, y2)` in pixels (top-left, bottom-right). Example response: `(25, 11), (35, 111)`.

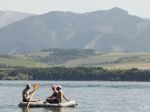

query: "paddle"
(27, 83), (40, 108)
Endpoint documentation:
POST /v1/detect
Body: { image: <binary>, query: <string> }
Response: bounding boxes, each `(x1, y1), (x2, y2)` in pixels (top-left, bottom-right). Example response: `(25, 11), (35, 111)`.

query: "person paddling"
(56, 85), (70, 103)
(22, 84), (36, 102)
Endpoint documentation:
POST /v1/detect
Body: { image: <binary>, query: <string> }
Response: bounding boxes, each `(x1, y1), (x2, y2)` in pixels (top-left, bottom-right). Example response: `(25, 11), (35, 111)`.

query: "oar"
(27, 83), (40, 108)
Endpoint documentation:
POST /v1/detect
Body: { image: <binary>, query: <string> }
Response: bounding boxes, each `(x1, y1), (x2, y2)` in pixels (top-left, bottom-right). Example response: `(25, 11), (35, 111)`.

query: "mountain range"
(0, 7), (150, 54)
(0, 10), (33, 28)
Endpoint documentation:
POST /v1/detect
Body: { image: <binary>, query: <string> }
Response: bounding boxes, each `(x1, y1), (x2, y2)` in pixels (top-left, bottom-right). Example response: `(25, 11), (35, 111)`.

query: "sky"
(0, 0), (150, 18)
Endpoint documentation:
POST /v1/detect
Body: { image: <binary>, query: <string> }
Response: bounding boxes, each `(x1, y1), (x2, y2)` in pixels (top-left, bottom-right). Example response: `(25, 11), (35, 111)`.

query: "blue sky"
(0, 0), (150, 18)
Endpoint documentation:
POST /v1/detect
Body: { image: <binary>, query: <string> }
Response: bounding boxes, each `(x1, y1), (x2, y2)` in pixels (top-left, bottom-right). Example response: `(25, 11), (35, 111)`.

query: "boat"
(18, 100), (77, 108)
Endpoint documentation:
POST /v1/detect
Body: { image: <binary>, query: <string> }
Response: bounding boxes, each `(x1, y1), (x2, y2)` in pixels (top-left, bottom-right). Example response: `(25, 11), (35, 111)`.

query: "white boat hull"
(18, 100), (77, 107)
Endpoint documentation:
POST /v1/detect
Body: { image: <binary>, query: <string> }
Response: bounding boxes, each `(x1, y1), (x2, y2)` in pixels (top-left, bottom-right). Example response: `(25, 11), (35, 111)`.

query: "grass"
(104, 63), (150, 70)
(61, 52), (150, 69)
(2, 52), (150, 69)
(0, 57), (49, 68)
(15, 51), (50, 59)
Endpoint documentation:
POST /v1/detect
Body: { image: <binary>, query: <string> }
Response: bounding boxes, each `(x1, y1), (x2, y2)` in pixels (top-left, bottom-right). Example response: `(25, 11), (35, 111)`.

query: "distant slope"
(61, 52), (150, 70)
(2, 50), (150, 69)
(0, 8), (150, 54)
(0, 10), (33, 28)
(0, 56), (49, 68)
(134, 26), (150, 51)
(15, 48), (95, 65)
(0, 48), (94, 67)
(14, 50), (150, 70)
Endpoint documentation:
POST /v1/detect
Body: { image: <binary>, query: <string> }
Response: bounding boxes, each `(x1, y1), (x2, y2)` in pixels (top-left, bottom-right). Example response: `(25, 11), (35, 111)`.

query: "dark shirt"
(22, 89), (29, 102)
(52, 92), (57, 97)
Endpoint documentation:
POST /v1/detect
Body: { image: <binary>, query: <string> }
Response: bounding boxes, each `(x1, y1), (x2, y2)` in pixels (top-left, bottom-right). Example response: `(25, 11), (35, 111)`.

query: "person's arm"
(61, 91), (69, 102)
(23, 90), (30, 101)
(24, 92), (28, 99)
(47, 94), (53, 99)
(57, 92), (61, 103)
(63, 94), (69, 102)
(29, 90), (35, 96)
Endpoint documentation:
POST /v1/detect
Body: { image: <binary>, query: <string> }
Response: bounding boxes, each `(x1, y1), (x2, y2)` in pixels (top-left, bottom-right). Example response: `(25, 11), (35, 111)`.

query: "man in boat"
(44, 85), (59, 103)
(22, 83), (36, 102)
(56, 85), (70, 103)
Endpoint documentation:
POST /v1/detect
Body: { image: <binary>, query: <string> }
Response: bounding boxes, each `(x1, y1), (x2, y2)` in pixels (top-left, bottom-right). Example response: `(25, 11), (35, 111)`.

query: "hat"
(28, 83), (31, 88)
(57, 85), (62, 89)
(26, 83), (31, 89)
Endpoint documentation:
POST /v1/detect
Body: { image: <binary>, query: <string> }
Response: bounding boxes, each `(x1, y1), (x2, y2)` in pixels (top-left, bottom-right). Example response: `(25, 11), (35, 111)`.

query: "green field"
(1, 52), (150, 69)
(15, 49), (95, 65)
(61, 52), (150, 70)
(0, 57), (49, 68)
(15, 51), (50, 59)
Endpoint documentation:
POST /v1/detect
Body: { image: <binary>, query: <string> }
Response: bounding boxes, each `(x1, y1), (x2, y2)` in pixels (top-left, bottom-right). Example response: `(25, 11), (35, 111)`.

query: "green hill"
(2, 51), (150, 70)
(0, 56), (49, 68)
(61, 52), (150, 70)
(15, 48), (95, 65)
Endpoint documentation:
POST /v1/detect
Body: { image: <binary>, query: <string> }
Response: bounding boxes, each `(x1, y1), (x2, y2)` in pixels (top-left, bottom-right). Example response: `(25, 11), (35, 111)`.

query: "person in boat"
(56, 85), (70, 103)
(44, 85), (59, 103)
(22, 84), (36, 102)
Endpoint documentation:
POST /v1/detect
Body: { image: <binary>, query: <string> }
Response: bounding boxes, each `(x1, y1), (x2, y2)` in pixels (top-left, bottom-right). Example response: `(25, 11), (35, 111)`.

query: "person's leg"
(23, 99), (28, 102)
(52, 99), (59, 104)
(45, 98), (53, 103)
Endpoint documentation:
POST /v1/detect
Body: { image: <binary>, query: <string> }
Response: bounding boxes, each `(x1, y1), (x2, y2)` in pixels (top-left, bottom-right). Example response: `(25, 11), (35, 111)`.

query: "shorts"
(46, 98), (59, 104)
(23, 99), (29, 102)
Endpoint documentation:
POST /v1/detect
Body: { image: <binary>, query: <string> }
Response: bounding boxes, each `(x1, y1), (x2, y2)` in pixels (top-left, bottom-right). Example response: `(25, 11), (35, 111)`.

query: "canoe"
(18, 100), (77, 107)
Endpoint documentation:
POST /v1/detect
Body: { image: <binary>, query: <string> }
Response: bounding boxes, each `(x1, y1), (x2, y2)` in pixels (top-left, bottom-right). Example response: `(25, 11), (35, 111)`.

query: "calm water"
(1, 81), (150, 112)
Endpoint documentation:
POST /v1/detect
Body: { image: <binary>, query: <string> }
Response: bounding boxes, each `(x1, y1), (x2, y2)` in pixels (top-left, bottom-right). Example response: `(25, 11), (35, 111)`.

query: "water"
(1, 81), (150, 112)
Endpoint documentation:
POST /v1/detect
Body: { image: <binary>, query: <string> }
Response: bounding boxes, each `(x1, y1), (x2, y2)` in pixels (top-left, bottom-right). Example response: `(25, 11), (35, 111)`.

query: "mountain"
(0, 7), (150, 54)
(0, 10), (33, 28)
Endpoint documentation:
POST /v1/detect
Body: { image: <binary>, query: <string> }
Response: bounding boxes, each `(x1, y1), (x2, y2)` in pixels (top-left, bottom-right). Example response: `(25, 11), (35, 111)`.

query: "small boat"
(18, 100), (77, 108)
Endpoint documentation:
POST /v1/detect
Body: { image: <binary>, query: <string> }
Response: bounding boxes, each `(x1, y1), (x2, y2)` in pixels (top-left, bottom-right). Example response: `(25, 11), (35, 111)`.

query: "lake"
(1, 81), (150, 112)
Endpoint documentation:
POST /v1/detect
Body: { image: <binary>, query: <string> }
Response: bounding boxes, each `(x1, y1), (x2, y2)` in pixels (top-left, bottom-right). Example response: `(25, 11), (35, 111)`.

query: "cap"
(57, 85), (62, 89)
(28, 83), (31, 88)
(26, 83), (31, 89)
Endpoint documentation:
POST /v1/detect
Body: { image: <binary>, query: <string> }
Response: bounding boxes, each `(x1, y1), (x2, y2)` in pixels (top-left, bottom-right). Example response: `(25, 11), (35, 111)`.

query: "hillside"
(1, 50), (150, 70)
(15, 48), (95, 65)
(0, 55), (49, 68)
(0, 10), (33, 28)
(0, 8), (150, 54)
(61, 52), (150, 70)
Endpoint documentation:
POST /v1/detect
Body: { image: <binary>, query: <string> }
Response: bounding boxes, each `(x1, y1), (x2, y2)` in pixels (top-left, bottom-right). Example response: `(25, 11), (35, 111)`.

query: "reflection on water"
(22, 108), (29, 112)
(22, 107), (74, 112)
(22, 107), (62, 112)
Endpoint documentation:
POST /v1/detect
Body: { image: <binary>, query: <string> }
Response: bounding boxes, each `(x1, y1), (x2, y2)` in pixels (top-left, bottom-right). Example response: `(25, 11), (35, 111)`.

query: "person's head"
(56, 85), (62, 91)
(26, 83), (31, 90)
(51, 85), (56, 91)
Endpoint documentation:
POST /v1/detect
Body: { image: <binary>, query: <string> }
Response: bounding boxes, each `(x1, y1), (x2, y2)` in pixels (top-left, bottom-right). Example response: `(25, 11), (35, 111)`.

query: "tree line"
(1, 67), (150, 81)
